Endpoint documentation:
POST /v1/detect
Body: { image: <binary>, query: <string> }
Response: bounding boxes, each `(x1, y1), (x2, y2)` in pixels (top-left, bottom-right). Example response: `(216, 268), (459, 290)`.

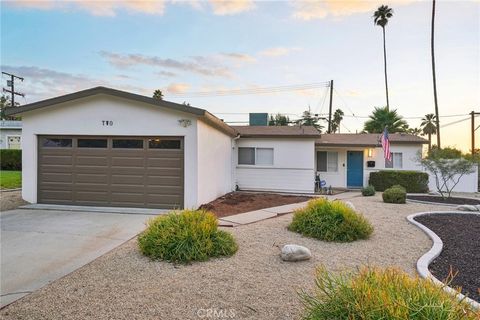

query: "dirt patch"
(0, 190), (26, 211)
(407, 195), (480, 205)
(198, 192), (312, 218)
(414, 213), (480, 302)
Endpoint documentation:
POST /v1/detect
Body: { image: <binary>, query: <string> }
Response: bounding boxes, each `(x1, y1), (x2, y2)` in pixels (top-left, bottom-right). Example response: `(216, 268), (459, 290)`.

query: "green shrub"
(138, 209), (238, 263)
(369, 170), (428, 193)
(382, 185), (406, 204)
(300, 266), (478, 320)
(361, 185), (376, 196)
(288, 198), (373, 242)
(0, 149), (21, 170)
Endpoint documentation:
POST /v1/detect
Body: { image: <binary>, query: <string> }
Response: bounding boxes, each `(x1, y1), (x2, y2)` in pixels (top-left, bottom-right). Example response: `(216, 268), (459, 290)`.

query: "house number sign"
(102, 120), (114, 126)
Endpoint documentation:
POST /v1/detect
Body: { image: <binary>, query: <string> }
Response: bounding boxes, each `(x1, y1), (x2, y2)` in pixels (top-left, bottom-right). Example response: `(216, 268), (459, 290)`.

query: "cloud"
(259, 47), (302, 57)
(221, 52), (256, 63)
(208, 0), (255, 15)
(292, 0), (414, 21)
(166, 83), (190, 94)
(0, 65), (148, 102)
(5, 0), (255, 16)
(99, 51), (231, 77)
(157, 70), (177, 77)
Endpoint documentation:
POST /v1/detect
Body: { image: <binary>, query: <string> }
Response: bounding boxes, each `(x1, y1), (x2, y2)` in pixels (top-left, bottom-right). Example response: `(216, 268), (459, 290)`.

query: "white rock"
(343, 201), (356, 211)
(280, 244), (312, 262)
(456, 205), (479, 211)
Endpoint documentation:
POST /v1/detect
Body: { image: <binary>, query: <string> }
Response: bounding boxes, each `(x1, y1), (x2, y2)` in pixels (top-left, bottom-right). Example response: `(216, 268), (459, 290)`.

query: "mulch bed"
(414, 213), (480, 302)
(199, 192), (311, 218)
(407, 195), (480, 205)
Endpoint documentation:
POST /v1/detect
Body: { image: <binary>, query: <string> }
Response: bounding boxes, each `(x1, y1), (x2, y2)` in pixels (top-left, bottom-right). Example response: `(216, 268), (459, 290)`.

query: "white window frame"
(385, 152), (403, 169)
(238, 147), (274, 166)
(6, 135), (21, 149)
(317, 151), (338, 173)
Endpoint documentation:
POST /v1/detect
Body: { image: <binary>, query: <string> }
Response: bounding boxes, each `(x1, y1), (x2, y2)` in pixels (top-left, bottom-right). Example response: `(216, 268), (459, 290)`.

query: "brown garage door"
(38, 136), (184, 209)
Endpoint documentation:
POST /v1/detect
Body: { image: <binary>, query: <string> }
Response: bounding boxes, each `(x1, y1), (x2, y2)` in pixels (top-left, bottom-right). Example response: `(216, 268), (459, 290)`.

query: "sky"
(1, 0), (479, 151)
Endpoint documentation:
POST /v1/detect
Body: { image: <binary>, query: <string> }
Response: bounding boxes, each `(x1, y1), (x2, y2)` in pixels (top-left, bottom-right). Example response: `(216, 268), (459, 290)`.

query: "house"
(5, 86), (434, 210)
(0, 120), (22, 149)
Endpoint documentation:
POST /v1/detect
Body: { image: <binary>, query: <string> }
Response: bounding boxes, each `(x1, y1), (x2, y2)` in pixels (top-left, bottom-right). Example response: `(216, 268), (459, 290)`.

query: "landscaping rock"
(343, 201), (356, 211)
(280, 244), (312, 262)
(456, 205), (479, 211)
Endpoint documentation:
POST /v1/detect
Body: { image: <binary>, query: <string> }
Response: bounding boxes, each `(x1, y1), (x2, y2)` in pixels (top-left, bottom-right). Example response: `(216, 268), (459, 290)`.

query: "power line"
(169, 82), (330, 97)
(440, 117), (471, 128)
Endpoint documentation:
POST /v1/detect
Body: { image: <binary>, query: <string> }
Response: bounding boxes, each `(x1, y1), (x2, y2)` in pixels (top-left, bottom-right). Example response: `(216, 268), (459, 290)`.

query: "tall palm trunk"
(431, 0), (441, 148)
(428, 132), (432, 153)
(382, 27), (390, 111)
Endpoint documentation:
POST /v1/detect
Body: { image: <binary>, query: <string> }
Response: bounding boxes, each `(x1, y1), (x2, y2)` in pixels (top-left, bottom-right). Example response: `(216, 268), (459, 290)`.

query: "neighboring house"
(4, 86), (475, 210)
(0, 120), (22, 149)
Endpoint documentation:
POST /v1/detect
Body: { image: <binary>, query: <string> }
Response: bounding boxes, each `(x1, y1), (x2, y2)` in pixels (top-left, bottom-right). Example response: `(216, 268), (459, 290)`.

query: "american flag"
(381, 127), (392, 161)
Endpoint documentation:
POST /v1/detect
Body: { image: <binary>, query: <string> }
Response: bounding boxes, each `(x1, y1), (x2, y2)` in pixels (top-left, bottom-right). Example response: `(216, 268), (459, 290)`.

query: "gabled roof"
(232, 125), (321, 138)
(315, 133), (428, 147)
(3, 86), (237, 137)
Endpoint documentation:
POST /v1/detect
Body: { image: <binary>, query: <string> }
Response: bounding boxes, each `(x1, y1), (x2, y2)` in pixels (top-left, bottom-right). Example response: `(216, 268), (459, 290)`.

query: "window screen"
(256, 148), (274, 165)
(113, 139), (143, 149)
(238, 147), (255, 165)
(317, 151), (338, 172)
(42, 138), (72, 148)
(317, 151), (327, 172)
(393, 152), (403, 168)
(78, 139), (107, 148)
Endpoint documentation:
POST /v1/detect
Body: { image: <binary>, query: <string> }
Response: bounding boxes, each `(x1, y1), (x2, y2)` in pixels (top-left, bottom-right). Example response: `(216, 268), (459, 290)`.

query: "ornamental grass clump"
(288, 198), (373, 242)
(300, 266), (478, 320)
(138, 209), (238, 263)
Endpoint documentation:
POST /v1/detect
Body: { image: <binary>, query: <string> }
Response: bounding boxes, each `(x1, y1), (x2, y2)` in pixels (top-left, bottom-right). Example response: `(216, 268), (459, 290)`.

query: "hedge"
(368, 170), (428, 193)
(1, 149), (22, 170)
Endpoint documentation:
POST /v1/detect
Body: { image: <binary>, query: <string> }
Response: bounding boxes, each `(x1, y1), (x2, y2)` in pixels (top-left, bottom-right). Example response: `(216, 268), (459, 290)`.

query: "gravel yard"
(0, 195), (453, 320)
(0, 190), (26, 212)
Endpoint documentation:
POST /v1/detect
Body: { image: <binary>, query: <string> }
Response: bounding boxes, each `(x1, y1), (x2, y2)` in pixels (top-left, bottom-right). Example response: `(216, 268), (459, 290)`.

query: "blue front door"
(347, 151), (363, 188)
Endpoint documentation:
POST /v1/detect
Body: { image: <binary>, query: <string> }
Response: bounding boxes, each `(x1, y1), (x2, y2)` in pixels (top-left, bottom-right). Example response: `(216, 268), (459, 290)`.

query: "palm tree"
(420, 113), (437, 152)
(331, 109), (344, 133)
(152, 89), (164, 100)
(363, 106), (408, 133)
(431, 0), (441, 148)
(373, 5), (393, 111)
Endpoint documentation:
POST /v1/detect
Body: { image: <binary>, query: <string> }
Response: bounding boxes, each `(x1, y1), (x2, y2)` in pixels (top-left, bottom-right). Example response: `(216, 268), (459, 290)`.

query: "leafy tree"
(420, 113), (437, 152)
(152, 89), (164, 100)
(418, 148), (475, 199)
(406, 127), (422, 136)
(0, 94), (20, 120)
(268, 113), (290, 126)
(183, 101), (191, 106)
(297, 109), (323, 131)
(431, 0), (441, 148)
(331, 109), (344, 133)
(363, 106), (408, 133)
(373, 5), (393, 110)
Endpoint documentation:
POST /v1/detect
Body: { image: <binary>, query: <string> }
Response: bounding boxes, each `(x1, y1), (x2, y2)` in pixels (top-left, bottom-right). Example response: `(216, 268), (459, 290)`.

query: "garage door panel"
(147, 176), (182, 186)
(111, 174), (144, 185)
(38, 136), (184, 209)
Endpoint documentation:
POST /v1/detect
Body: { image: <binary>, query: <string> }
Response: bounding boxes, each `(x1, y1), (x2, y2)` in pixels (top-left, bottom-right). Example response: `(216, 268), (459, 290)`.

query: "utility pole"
(327, 79), (333, 134)
(471, 111), (480, 156)
(2, 72), (24, 107)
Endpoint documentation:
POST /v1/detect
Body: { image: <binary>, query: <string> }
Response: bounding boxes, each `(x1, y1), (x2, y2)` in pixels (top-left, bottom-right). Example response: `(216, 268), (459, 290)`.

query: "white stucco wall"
(196, 120), (233, 207)
(427, 163), (478, 193)
(20, 94), (200, 208)
(315, 144), (424, 188)
(235, 138), (315, 193)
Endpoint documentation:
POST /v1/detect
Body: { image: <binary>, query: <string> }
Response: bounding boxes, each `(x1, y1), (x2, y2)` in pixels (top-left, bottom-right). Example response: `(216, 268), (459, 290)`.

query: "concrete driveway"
(0, 208), (154, 308)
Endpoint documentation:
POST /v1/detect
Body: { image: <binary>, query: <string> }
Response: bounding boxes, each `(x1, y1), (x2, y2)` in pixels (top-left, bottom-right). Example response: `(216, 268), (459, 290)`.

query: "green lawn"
(0, 170), (22, 189)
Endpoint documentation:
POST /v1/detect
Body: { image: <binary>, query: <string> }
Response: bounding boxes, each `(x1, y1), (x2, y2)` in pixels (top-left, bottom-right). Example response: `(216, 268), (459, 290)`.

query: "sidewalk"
(218, 191), (361, 227)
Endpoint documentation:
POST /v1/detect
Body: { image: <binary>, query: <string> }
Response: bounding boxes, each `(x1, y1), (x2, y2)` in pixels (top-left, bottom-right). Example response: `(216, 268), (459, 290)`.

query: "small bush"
(300, 266), (478, 320)
(138, 209), (238, 263)
(369, 170), (428, 193)
(382, 185), (406, 204)
(0, 149), (21, 170)
(288, 198), (373, 242)
(361, 185), (376, 196)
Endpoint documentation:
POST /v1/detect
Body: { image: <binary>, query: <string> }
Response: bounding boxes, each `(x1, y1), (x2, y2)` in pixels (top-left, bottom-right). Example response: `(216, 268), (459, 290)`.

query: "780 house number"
(102, 120), (114, 126)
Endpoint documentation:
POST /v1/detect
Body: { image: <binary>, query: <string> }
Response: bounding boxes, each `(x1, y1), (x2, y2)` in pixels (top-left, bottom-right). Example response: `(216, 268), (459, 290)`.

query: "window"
(148, 139), (181, 149)
(113, 139), (143, 149)
(317, 151), (338, 172)
(78, 139), (107, 148)
(238, 147), (274, 166)
(42, 138), (72, 148)
(385, 152), (403, 169)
